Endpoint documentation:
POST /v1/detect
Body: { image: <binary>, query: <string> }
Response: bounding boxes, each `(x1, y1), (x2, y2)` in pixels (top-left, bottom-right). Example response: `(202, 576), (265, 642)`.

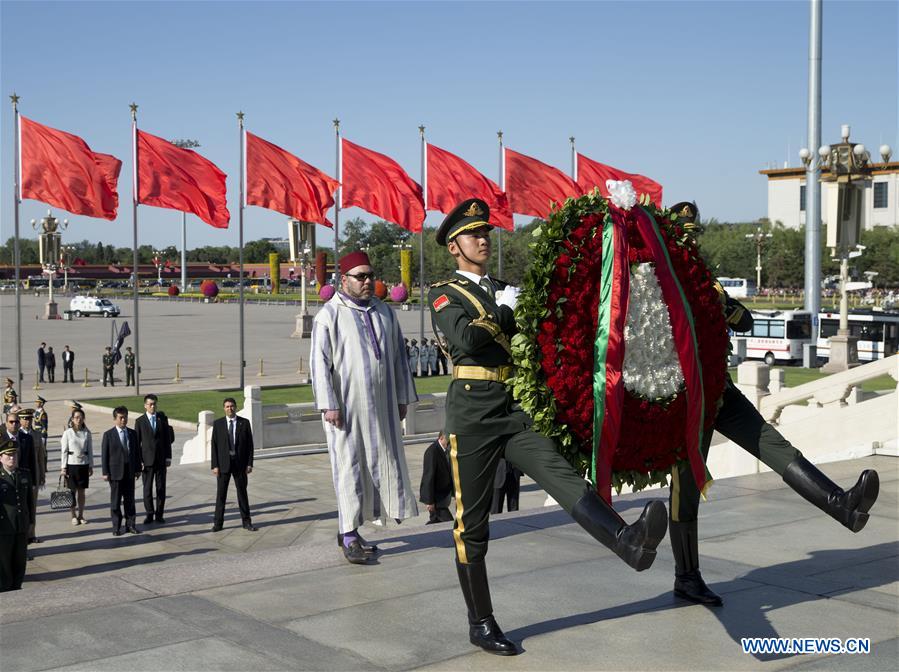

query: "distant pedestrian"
(491, 458), (522, 514)
(37, 343), (46, 384)
(62, 345), (75, 383)
(45, 347), (56, 383)
(409, 339), (420, 377)
(102, 347), (115, 387)
(210, 398), (257, 532)
(60, 408), (93, 526)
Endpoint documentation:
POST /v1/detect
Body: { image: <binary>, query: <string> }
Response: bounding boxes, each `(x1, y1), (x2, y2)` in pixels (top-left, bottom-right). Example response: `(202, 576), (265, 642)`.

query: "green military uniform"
(665, 201), (880, 606)
(124, 350), (136, 386)
(430, 198), (668, 656)
(0, 439), (31, 592)
(34, 397), (48, 443)
(102, 350), (115, 387)
(3, 380), (17, 415)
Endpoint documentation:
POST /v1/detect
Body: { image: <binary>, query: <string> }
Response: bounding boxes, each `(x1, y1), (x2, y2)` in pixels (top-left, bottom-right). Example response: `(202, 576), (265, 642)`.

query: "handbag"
(50, 473), (74, 510)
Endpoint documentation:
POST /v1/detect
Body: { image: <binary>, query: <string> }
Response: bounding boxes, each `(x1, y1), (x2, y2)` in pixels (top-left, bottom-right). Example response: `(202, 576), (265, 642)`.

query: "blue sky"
(1, 0), (896, 251)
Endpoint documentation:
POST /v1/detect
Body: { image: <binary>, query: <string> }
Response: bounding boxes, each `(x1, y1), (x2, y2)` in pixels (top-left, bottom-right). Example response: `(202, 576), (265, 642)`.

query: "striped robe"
(311, 293), (419, 533)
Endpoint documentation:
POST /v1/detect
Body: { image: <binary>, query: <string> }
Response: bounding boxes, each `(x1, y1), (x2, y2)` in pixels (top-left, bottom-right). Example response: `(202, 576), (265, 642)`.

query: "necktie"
(479, 276), (495, 298)
(150, 415), (156, 431)
(229, 419), (236, 455)
(121, 430), (128, 449)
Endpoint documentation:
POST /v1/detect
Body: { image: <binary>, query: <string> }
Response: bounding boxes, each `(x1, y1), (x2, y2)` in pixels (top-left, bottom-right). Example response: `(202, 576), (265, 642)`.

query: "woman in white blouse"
(61, 408), (93, 525)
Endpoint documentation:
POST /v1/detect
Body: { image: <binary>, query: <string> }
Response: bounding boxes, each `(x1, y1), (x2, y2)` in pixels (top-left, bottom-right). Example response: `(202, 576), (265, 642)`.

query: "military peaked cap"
(16, 408), (34, 420)
(669, 201), (700, 229)
(0, 438), (16, 455)
(436, 198), (493, 246)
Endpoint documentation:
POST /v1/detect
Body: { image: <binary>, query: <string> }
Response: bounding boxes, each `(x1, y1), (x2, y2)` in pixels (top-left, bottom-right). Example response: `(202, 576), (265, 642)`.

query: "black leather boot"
(782, 457), (879, 533)
(670, 520), (722, 606)
(456, 560), (519, 656)
(570, 489), (668, 571)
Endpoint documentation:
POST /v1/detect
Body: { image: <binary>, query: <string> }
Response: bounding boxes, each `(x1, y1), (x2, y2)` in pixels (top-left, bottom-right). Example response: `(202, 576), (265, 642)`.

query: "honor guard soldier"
(429, 198), (669, 656)
(124, 347), (136, 386)
(102, 346), (115, 387)
(0, 437), (31, 591)
(34, 397), (48, 443)
(3, 378), (17, 415)
(666, 201), (880, 607)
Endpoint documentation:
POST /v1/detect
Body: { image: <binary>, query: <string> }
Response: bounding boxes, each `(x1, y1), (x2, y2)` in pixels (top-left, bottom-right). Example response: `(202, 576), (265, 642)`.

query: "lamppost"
(745, 225), (773, 291)
(171, 138), (200, 291)
(31, 210), (67, 319)
(152, 251), (164, 286)
(289, 218), (315, 338)
(60, 244), (75, 293)
(800, 125), (892, 372)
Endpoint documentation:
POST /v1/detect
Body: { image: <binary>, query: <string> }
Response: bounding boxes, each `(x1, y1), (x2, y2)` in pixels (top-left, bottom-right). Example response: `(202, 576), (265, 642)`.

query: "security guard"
(34, 396), (48, 443)
(124, 347), (136, 386)
(0, 437), (31, 591)
(102, 346), (115, 387)
(3, 378), (17, 415)
(429, 198), (669, 656)
(667, 201), (880, 607)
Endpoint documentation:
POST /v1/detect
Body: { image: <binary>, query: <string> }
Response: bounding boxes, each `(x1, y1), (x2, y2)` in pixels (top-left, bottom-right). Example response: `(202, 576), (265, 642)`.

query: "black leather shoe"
(155, 517), (166, 525)
(211, 524), (223, 532)
(242, 522), (259, 531)
(126, 526), (140, 534)
(469, 615), (519, 656)
(783, 457), (879, 533)
(112, 529), (123, 536)
(674, 570), (723, 606)
(342, 540), (369, 565)
(338, 532), (378, 555)
(143, 516), (154, 525)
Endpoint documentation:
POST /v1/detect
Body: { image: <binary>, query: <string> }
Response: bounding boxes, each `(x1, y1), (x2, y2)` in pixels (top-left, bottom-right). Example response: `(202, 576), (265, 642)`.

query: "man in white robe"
(311, 250), (419, 564)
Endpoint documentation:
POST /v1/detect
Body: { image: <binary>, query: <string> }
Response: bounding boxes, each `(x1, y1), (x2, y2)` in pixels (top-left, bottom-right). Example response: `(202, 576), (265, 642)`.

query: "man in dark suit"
(210, 397), (257, 532)
(420, 432), (454, 524)
(62, 345), (75, 383)
(133, 394), (173, 525)
(491, 458), (522, 514)
(45, 347), (56, 383)
(36, 343), (46, 384)
(101, 406), (141, 536)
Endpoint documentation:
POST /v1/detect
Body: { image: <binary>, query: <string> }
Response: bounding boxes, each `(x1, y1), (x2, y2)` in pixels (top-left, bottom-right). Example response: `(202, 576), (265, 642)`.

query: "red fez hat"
(339, 250), (372, 274)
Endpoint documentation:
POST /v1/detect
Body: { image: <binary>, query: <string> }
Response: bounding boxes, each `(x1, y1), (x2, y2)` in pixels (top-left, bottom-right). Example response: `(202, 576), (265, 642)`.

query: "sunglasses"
(345, 272), (375, 282)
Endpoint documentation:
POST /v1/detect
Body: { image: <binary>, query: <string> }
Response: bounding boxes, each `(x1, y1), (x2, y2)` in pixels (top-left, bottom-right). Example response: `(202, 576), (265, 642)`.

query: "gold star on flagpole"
(418, 125), (425, 136)
(129, 102), (138, 120)
(10, 92), (20, 109)
(236, 111), (244, 121)
(497, 130), (503, 141)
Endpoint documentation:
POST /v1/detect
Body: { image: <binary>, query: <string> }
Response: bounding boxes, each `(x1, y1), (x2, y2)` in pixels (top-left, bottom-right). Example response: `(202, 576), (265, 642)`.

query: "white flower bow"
(606, 179), (638, 211)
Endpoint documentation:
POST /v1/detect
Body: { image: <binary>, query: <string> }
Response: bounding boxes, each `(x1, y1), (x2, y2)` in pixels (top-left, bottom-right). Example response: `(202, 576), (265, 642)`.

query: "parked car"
(69, 296), (121, 317)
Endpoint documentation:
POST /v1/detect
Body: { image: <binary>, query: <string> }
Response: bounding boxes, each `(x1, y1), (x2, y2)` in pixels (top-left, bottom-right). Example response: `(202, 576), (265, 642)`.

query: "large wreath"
(510, 185), (730, 497)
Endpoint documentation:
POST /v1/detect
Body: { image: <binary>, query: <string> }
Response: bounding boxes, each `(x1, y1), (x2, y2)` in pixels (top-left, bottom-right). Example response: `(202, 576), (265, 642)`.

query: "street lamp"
(800, 125), (890, 371)
(289, 218), (315, 338)
(60, 244), (76, 293)
(745, 225), (773, 291)
(171, 138), (200, 291)
(152, 250), (165, 286)
(31, 210), (67, 319)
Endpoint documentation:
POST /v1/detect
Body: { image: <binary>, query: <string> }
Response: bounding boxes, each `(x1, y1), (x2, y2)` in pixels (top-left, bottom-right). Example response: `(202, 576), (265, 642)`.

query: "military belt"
(452, 365), (514, 383)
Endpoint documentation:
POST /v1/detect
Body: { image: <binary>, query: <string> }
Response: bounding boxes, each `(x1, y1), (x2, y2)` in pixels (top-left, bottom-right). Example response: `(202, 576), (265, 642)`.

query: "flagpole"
(570, 136), (577, 182)
(237, 112), (246, 390)
(496, 130), (504, 278)
(130, 103), (141, 396)
(11, 93), (22, 392)
(333, 118), (341, 286)
(419, 124), (426, 343)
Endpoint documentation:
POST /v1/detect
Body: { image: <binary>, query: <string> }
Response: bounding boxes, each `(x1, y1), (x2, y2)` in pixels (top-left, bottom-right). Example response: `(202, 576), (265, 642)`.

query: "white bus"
(817, 310), (899, 362)
(732, 310), (813, 365)
(718, 277), (757, 298)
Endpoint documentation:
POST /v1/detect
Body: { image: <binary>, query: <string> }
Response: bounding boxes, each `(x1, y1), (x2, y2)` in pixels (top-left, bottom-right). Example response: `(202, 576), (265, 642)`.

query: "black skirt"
(66, 464), (90, 490)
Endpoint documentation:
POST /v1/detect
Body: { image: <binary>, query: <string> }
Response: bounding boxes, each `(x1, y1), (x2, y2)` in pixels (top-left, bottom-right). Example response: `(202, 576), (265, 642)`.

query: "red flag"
(137, 129), (230, 228)
(20, 116), (122, 220)
(246, 132), (338, 227)
(505, 148), (579, 219)
(427, 144), (512, 231)
(341, 138), (424, 233)
(577, 153), (663, 206)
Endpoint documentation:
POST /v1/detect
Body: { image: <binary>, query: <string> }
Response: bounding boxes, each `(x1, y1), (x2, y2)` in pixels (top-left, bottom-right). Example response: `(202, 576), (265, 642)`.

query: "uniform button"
(464, 384), (471, 391)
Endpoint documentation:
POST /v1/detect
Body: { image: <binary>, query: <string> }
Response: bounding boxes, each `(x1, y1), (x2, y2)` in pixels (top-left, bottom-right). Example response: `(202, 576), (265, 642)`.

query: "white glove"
(495, 286), (521, 310)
